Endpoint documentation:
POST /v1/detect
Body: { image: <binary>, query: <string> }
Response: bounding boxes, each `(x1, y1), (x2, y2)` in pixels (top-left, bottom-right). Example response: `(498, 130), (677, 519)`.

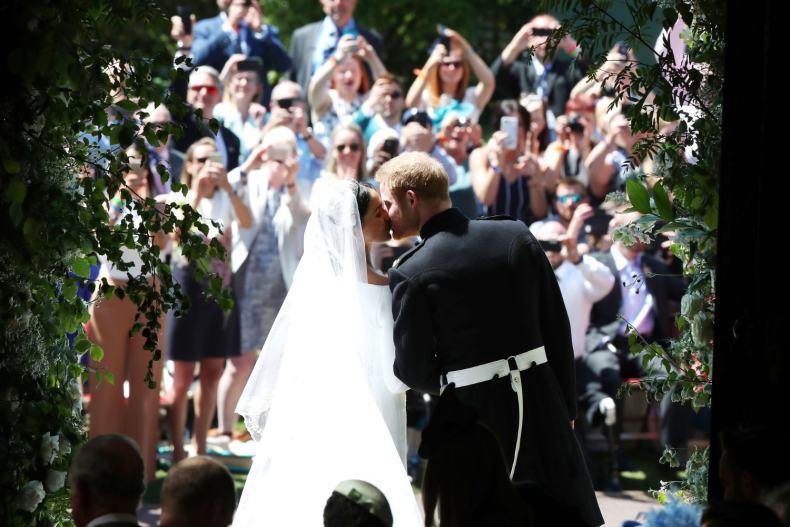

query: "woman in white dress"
(233, 180), (422, 526)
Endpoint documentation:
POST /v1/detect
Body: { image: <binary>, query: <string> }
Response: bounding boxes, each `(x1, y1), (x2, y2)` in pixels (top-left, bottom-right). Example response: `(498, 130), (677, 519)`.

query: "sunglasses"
(336, 143), (361, 153)
(385, 91), (403, 99)
(194, 157), (210, 164)
(556, 193), (584, 204)
(190, 85), (219, 95)
(441, 61), (464, 68)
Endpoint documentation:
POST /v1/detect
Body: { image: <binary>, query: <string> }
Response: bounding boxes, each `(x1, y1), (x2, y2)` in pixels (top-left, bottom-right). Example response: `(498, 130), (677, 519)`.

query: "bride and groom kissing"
(232, 152), (604, 527)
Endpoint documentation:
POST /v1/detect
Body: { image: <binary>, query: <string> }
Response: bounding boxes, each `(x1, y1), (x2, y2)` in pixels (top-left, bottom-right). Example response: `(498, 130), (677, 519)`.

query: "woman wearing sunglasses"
(309, 33), (387, 138)
(89, 142), (169, 483)
(160, 137), (252, 462)
(309, 123), (371, 210)
(406, 27), (495, 123)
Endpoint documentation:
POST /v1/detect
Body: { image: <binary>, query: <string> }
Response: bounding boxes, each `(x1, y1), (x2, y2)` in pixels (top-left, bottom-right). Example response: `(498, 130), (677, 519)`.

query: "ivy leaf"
(6, 179), (26, 203)
(652, 183), (674, 222)
(209, 118), (220, 136)
(118, 125), (136, 150)
(72, 256), (92, 278)
(662, 8), (678, 30)
(95, 370), (103, 387)
(104, 371), (115, 385)
(90, 344), (104, 361)
(625, 179), (652, 215)
(3, 159), (21, 175)
(74, 339), (92, 354)
(703, 194), (719, 230)
(113, 99), (139, 112)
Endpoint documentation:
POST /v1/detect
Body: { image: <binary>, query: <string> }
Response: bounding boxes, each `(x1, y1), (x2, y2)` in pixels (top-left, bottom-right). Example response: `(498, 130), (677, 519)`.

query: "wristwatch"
(301, 127), (313, 141)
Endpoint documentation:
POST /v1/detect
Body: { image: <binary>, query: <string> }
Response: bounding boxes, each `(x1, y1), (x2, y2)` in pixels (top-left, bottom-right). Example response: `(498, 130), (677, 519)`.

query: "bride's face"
(361, 189), (392, 244)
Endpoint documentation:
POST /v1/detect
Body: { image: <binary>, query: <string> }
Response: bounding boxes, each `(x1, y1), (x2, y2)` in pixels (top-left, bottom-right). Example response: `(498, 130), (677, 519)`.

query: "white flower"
(605, 190), (630, 206)
(40, 432), (59, 465)
(16, 481), (45, 512)
(58, 432), (71, 455)
(681, 293), (706, 321)
(691, 312), (714, 347)
(612, 225), (637, 246)
(44, 470), (67, 492)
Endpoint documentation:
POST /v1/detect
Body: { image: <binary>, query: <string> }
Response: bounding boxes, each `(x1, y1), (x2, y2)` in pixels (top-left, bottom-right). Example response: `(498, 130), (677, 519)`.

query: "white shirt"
(611, 247), (655, 336)
(86, 513), (138, 527)
(554, 255), (616, 359)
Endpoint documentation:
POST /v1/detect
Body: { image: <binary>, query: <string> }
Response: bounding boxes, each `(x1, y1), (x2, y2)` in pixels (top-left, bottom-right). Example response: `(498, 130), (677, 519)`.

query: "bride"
(233, 180), (423, 526)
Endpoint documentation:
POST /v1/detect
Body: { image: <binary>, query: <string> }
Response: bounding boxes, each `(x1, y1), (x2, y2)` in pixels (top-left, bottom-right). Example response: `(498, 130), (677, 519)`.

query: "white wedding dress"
(233, 183), (422, 527)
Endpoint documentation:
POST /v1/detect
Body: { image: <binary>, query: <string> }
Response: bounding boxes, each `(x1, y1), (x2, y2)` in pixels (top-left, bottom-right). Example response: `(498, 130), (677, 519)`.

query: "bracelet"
(488, 154), (502, 173)
(328, 56), (339, 68)
(301, 133), (313, 141)
(463, 47), (474, 56)
(413, 68), (428, 80)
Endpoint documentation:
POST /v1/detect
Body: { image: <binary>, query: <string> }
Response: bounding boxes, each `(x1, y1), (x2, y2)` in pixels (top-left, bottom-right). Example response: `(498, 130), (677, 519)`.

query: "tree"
(544, 0), (724, 505)
(1, 1), (229, 524)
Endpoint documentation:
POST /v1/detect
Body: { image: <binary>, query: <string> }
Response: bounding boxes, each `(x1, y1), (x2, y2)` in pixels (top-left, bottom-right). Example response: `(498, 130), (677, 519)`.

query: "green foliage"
(1, 0), (232, 523)
(544, 0), (724, 505)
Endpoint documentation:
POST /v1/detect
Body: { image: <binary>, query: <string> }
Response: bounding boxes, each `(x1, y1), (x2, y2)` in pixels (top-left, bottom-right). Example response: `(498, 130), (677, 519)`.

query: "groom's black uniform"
(389, 208), (603, 527)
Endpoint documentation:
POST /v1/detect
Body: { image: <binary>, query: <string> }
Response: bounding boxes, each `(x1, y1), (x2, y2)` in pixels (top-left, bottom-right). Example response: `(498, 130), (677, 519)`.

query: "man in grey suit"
(70, 434), (145, 527)
(287, 0), (383, 98)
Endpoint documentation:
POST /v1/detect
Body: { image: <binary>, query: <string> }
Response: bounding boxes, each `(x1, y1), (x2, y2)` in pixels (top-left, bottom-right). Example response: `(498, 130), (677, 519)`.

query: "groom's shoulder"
(392, 242), (424, 271)
(472, 215), (531, 235)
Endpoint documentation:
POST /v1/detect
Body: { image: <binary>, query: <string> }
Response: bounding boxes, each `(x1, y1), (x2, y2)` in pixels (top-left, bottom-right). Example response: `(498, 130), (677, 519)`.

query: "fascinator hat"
(332, 479), (394, 527)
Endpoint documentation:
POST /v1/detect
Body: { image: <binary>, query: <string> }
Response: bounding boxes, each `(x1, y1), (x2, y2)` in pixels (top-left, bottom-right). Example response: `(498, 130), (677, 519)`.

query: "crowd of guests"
(81, 0), (712, 499)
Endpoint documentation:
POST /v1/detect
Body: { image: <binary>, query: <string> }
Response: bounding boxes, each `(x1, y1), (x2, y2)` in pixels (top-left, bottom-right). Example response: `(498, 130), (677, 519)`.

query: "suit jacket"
(286, 21), (383, 99)
(172, 111), (242, 171)
(585, 250), (686, 353)
(389, 208), (603, 526)
(490, 55), (586, 118)
(191, 14), (292, 106)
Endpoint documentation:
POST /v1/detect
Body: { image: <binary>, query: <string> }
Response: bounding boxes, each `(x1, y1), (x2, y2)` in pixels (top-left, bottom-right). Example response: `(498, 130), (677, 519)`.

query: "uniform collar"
(419, 207), (467, 240)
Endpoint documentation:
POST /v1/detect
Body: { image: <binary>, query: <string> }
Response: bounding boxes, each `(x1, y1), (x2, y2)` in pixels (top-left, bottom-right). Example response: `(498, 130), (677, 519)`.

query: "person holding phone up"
(210, 127), (310, 445)
(160, 137), (252, 462)
(469, 100), (548, 224)
(308, 32), (387, 138)
(406, 26), (495, 123)
(491, 14), (584, 123)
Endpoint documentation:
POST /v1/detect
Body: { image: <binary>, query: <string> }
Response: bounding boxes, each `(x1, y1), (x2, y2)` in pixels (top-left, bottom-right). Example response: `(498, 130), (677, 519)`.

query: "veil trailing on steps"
(234, 181), (421, 527)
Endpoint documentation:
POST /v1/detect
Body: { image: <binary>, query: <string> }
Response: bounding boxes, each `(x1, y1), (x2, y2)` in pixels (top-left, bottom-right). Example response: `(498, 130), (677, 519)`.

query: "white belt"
(440, 346), (548, 479)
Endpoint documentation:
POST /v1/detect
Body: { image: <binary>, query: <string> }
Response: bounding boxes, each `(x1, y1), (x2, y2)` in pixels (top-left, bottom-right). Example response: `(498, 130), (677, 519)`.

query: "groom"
(377, 152), (603, 526)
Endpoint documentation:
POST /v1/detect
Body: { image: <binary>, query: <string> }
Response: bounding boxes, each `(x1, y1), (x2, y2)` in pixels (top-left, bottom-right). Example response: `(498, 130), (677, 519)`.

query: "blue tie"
(323, 30), (340, 64)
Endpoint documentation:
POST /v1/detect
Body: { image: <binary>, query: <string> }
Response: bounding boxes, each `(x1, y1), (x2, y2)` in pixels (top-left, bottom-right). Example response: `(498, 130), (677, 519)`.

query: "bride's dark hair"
(348, 179), (374, 220)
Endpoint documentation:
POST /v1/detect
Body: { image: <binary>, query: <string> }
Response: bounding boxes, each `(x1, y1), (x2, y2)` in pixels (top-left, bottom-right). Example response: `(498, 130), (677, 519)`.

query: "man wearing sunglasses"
(173, 67), (242, 171)
(350, 76), (406, 144)
(530, 177), (593, 252)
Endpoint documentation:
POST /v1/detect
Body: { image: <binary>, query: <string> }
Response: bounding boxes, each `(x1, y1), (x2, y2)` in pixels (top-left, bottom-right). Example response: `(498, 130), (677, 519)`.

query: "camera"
(568, 116), (585, 134)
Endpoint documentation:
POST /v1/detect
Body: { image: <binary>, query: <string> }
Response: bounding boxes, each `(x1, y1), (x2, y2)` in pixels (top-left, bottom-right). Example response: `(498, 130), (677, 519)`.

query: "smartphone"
(208, 152), (224, 166)
(437, 24), (451, 51)
(237, 57), (263, 71)
(500, 116), (519, 151)
(382, 138), (399, 158)
(539, 240), (563, 253)
(177, 6), (192, 36)
(244, 0), (252, 6)
(277, 98), (294, 110)
(583, 209), (611, 236)
(532, 28), (553, 37)
(268, 145), (291, 162)
(381, 246), (411, 272)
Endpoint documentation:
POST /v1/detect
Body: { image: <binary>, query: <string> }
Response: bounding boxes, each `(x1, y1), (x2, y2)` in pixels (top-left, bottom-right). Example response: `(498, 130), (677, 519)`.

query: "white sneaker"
(600, 397), (617, 426)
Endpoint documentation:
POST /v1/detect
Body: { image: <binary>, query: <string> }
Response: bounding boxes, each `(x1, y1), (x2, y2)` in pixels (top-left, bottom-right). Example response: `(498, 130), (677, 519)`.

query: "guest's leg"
(87, 294), (134, 439)
(217, 351), (257, 434)
(126, 325), (164, 482)
(168, 360), (195, 462)
(192, 357), (225, 455)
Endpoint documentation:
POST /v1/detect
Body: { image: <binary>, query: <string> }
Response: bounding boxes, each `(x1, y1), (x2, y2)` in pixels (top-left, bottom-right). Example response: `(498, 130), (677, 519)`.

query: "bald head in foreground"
(376, 151), (604, 526)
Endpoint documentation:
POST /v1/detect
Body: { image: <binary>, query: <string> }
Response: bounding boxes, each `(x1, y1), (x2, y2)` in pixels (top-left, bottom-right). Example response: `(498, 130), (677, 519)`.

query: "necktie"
(323, 30), (340, 64)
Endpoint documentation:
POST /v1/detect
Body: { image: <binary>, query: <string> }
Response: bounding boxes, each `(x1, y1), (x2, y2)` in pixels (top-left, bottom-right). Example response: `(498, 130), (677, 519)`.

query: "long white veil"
(234, 182), (421, 527)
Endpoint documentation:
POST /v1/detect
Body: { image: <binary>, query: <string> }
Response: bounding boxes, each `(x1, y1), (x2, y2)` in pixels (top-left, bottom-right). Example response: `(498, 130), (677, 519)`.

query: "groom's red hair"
(375, 152), (450, 203)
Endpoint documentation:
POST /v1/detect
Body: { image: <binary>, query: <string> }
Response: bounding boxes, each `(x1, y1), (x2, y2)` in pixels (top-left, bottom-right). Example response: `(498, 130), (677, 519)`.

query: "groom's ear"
(406, 190), (418, 211)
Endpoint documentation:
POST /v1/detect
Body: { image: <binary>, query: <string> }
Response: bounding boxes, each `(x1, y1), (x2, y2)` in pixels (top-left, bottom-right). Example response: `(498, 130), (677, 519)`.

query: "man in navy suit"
(191, 0), (291, 107)
(287, 0), (383, 99)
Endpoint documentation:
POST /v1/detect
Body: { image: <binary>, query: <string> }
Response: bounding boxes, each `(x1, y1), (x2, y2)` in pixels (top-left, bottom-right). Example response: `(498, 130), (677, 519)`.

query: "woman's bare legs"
(217, 351), (257, 434)
(191, 357), (225, 455)
(168, 360), (196, 463)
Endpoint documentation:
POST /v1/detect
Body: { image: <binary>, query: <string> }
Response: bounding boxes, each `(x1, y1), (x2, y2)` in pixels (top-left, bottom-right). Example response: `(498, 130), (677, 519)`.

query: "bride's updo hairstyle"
(348, 179), (375, 220)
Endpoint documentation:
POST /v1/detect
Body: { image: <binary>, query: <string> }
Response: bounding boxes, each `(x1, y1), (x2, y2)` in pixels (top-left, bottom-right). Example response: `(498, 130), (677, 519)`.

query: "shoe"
(599, 397), (617, 426)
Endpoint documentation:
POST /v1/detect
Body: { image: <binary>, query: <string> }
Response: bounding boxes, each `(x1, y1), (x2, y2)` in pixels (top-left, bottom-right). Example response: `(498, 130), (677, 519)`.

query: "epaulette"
(392, 241), (423, 269)
(476, 214), (517, 221)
